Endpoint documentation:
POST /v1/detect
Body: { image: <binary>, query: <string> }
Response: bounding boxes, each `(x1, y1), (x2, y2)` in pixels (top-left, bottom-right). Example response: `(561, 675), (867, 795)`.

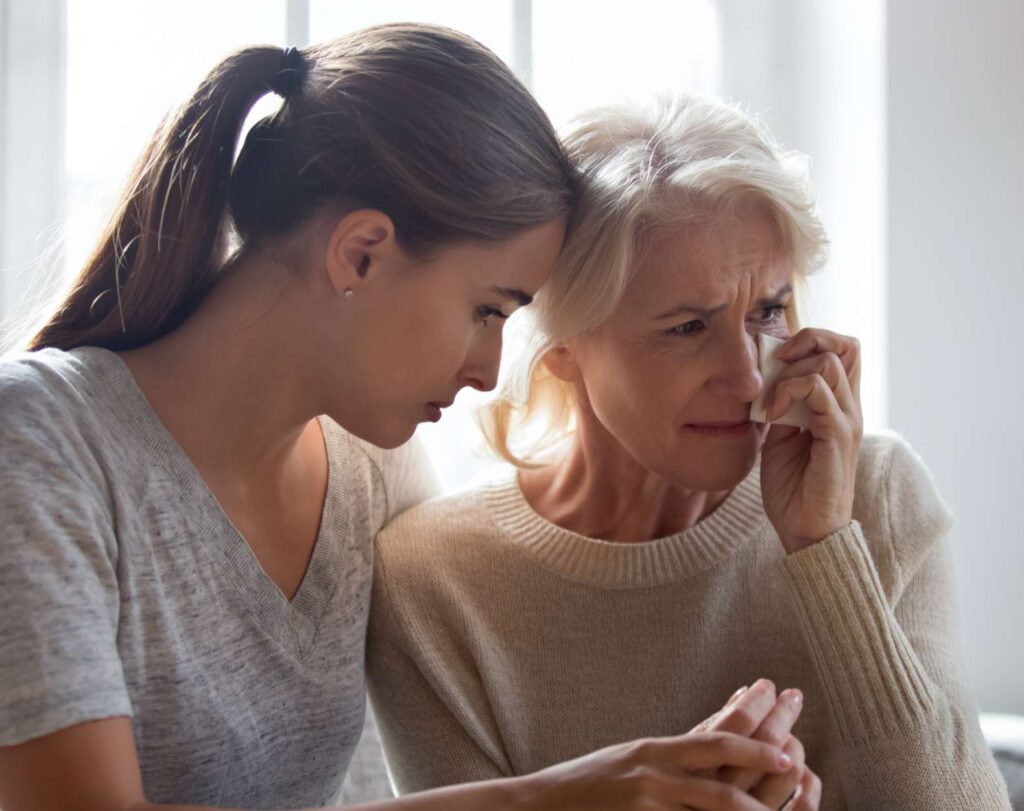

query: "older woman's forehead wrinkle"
(622, 227), (792, 324)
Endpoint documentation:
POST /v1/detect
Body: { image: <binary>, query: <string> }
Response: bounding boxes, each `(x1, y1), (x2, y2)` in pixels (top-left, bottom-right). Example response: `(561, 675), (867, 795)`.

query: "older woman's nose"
(707, 331), (763, 401)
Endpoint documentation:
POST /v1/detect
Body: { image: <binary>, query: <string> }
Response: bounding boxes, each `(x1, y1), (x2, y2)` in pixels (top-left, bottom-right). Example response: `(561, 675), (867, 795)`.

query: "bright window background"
(310, 1), (514, 65)
(63, 0), (286, 285)
(532, 0), (721, 129)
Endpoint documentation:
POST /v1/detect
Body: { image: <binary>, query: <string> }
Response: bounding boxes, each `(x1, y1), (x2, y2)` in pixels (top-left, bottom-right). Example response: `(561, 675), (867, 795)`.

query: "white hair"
(481, 94), (829, 466)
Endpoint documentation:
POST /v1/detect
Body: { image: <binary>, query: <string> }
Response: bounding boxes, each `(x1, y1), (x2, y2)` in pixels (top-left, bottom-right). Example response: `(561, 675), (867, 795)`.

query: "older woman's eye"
(756, 304), (788, 325)
(668, 319), (706, 338)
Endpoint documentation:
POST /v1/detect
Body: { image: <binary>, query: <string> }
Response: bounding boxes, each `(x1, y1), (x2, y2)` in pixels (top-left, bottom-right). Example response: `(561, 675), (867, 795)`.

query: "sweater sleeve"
(366, 540), (510, 795)
(781, 437), (1010, 809)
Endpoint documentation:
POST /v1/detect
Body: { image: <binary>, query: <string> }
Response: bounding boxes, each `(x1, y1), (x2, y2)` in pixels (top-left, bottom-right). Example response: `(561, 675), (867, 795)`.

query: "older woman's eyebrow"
(653, 284), (793, 321)
(654, 301), (727, 321)
(755, 284), (794, 308)
(491, 286), (534, 307)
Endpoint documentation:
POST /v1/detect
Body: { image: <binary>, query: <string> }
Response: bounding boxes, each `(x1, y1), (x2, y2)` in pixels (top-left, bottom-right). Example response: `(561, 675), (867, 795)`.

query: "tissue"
(750, 333), (812, 429)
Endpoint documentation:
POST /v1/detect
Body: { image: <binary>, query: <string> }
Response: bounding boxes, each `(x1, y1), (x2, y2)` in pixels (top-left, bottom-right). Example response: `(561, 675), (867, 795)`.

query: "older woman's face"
(571, 208), (793, 491)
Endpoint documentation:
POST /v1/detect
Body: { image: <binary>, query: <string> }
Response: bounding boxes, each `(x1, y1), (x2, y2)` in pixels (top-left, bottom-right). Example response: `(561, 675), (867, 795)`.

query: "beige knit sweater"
(367, 433), (1011, 809)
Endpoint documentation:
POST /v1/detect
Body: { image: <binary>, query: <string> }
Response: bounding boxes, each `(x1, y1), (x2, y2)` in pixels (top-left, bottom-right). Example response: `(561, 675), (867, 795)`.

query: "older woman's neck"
(519, 424), (730, 544)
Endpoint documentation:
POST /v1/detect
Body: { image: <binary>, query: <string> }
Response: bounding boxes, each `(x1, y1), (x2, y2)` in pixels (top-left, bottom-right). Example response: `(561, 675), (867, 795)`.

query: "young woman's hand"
(517, 728), (797, 811)
(759, 328), (863, 554)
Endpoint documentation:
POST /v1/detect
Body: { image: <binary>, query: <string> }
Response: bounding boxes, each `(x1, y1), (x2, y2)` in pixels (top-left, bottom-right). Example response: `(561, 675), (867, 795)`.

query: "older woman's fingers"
(690, 680), (780, 779)
(774, 329), (861, 389)
(694, 680), (779, 737)
(718, 690), (803, 792)
(765, 375), (847, 434)
(748, 735), (806, 808)
(783, 767), (822, 810)
(764, 351), (857, 416)
(690, 685), (748, 734)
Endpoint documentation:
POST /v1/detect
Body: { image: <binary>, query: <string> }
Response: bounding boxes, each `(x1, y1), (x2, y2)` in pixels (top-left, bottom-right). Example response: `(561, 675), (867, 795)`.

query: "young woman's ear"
(541, 345), (582, 383)
(323, 209), (395, 296)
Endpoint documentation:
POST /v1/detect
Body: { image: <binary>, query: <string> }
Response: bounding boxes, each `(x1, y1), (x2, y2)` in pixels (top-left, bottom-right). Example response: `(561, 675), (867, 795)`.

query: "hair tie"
(269, 46), (307, 99)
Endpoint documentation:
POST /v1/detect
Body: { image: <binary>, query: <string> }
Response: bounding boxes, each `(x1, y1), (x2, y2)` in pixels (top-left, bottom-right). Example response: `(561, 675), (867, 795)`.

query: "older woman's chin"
(659, 447), (760, 493)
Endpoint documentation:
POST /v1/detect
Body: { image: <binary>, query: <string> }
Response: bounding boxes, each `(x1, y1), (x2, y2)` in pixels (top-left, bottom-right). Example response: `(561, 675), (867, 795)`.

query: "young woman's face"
(324, 218), (566, 448)
(570, 208), (794, 491)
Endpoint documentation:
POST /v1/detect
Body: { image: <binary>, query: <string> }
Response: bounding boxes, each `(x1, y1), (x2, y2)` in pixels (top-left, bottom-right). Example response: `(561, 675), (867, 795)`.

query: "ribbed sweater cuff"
(782, 522), (940, 744)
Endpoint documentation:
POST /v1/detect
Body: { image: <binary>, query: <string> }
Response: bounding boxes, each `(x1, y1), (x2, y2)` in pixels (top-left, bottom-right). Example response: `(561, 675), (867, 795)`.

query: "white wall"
(888, 0), (1024, 713)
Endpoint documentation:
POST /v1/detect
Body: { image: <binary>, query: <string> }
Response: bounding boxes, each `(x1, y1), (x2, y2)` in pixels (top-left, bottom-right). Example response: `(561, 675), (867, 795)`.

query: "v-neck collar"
(83, 347), (351, 659)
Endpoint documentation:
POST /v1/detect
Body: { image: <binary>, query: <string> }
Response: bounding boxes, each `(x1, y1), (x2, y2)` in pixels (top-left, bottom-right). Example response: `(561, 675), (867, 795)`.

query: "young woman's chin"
(326, 407), (419, 451)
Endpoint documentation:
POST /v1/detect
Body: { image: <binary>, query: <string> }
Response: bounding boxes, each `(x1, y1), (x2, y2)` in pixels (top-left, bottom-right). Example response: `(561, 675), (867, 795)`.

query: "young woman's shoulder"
(853, 431), (954, 598)
(321, 422), (443, 536)
(374, 479), (501, 576)
(2, 347), (98, 421)
(0, 349), (131, 747)
(0, 348), (118, 480)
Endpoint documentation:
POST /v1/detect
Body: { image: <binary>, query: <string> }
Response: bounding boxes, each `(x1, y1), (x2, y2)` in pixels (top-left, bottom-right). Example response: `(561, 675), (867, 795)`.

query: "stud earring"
(344, 287), (354, 298)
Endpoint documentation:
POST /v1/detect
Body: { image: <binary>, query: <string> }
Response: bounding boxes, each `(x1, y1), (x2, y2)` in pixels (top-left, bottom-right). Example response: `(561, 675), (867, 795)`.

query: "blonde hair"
(480, 94), (829, 466)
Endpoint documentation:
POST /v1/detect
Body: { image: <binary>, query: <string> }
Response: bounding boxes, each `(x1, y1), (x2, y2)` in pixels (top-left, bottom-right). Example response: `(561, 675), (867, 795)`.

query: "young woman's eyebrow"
(491, 286), (534, 307)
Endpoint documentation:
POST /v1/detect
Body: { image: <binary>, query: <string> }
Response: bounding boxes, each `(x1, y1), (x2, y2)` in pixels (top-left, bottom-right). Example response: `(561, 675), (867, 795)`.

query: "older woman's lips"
(684, 420), (753, 438)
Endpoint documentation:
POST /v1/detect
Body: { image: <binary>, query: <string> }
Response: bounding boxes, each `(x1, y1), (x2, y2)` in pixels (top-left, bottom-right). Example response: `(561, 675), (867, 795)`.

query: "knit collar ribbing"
(483, 465), (768, 589)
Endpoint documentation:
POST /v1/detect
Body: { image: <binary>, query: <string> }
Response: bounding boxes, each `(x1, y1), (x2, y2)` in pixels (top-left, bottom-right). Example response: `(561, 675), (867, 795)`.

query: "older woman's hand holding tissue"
(755, 328), (864, 555)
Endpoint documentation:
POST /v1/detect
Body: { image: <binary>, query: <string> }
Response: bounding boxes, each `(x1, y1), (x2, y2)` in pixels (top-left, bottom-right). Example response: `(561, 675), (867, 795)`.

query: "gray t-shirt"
(0, 347), (439, 808)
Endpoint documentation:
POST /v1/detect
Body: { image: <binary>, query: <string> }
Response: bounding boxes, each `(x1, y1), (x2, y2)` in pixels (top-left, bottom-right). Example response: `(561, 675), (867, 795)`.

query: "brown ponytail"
(30, 47), (285, 350)
(29, 24), (577, 351)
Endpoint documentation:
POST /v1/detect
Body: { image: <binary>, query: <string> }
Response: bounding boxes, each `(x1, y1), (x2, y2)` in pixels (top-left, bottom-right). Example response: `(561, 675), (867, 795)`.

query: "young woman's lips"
(424, 401), (453, 423)
(684, 420), (753, 439)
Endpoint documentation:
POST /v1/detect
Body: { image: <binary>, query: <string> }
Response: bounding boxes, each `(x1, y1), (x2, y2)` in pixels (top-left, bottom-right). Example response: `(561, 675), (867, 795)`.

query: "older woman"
(366, 96), (1011, 810)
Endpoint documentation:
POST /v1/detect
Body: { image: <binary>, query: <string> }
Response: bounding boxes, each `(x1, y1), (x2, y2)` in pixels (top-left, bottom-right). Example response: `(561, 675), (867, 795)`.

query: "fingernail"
(777, 752), (794, 769)
(785, 689), (804, 708)
(732, 685), (748, 699)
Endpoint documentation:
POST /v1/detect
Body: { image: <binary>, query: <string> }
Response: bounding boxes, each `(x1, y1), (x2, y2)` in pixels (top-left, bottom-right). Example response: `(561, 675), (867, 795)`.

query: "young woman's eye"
(667, 319), (706, 338)
(476, 305), (508, 326)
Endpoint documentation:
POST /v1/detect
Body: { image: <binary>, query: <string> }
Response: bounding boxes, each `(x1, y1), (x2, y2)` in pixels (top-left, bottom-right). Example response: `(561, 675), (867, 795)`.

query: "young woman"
(367, 95), (1012, 810)
(0, 25), (803, 811)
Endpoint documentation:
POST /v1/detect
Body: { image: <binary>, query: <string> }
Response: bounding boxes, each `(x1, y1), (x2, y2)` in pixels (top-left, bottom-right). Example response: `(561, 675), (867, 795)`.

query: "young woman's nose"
(459, 329), (502, 393)
(707, 329), (763, 401)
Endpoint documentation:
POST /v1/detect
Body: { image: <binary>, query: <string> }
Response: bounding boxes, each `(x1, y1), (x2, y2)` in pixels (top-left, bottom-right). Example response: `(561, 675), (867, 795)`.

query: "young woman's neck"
(118, 250), (326, 480)
(519, 411), (731, 544)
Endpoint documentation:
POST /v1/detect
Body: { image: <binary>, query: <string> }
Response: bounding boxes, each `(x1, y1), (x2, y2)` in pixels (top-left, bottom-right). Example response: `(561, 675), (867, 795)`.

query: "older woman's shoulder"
(853, 432), (954, 599)
(854, 432), (953, 530)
